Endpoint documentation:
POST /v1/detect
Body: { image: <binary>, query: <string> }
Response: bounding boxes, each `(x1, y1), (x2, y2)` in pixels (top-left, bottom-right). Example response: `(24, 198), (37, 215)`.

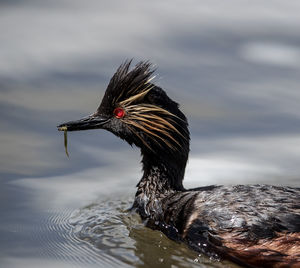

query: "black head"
(58, 60), (190, 170)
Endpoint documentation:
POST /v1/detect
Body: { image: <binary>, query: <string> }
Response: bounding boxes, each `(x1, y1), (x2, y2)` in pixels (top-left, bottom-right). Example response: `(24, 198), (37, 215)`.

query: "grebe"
(58, 61), (300, 268)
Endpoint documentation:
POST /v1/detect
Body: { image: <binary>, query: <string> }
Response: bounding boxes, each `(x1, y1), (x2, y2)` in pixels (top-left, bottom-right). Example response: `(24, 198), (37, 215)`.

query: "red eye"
(113, 107), (125, 118)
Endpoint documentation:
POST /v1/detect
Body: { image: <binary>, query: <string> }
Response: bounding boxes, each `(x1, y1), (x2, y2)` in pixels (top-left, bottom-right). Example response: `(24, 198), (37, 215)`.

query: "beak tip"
(57, 125), (67, 131)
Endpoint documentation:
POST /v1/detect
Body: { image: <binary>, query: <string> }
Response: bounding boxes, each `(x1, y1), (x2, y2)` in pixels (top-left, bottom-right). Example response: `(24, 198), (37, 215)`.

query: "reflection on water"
(1, 0), (300, 267)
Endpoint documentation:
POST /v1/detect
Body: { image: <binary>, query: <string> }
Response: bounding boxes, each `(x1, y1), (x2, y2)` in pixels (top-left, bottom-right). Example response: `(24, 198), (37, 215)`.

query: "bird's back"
(158, 185), (300, 267)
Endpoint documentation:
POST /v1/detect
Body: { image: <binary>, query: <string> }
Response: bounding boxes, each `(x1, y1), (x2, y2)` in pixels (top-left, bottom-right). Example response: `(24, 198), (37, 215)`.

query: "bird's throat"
(133, 153), (186, 220)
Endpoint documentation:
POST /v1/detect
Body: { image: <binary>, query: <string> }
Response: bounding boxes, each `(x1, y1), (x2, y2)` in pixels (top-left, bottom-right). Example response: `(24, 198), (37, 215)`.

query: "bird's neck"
(141, 151), (186, 190)
(133, 152), (186, 219)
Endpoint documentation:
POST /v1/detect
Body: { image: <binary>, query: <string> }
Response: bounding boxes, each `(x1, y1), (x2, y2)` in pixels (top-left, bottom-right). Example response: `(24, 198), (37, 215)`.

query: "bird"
(58, 60), (300, 268)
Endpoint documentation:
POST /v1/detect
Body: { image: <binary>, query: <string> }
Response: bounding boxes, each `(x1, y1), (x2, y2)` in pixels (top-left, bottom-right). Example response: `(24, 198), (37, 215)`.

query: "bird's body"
(58, 61), (300, 268)
(136, 182), (300, 267)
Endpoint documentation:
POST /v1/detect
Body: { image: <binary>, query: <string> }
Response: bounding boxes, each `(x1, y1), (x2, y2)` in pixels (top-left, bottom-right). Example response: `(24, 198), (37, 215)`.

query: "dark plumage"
(58, 60), (300, 268)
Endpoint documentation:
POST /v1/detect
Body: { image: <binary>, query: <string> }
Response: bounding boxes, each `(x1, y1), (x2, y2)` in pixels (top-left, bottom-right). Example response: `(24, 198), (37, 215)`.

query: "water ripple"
(69, 196), (238, 268)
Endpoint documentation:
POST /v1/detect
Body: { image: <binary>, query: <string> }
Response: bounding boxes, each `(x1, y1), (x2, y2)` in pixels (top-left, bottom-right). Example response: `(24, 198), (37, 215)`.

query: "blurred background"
(0, 1), (300, 267)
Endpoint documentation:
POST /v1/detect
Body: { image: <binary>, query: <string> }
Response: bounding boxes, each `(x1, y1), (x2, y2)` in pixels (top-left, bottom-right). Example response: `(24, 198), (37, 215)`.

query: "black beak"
(57, 114), (110, 132)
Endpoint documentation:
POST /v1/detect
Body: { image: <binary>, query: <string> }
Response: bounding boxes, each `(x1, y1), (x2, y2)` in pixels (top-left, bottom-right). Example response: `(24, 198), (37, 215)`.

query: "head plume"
(99, 60), (155, 111)
(98, 60), (190, 157)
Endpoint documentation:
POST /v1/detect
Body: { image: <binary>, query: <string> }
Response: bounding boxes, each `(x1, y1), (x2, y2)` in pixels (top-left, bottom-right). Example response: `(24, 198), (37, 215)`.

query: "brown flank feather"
(219, 231), (300, 268)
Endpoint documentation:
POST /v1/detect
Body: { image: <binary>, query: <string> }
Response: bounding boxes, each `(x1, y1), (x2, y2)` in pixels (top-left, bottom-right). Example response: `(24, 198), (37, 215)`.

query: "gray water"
(1, 1), (300, 267)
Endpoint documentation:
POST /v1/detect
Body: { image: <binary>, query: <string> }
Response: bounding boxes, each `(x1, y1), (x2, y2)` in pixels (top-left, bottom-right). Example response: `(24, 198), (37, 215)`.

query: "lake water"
(1, 1), (300, 267)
